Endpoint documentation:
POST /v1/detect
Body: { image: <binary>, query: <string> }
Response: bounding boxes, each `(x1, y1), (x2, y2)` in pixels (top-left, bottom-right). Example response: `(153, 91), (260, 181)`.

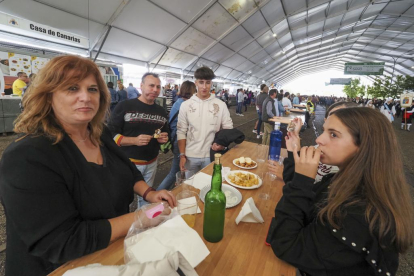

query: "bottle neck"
(274, 124), (280, 130)
(211, 163), (222, 191)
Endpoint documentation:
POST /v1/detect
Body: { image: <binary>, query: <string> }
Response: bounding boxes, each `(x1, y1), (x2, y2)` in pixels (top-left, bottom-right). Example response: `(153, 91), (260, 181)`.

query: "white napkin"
(235, 197), (264, 225)
(185, 169), (230, 190)
(124, 216), (209, 268)
(188, 172), (211, 190)
(221, 167), (231, 178)
(62, 251), (198, 276)
(173, 196), (201, 214)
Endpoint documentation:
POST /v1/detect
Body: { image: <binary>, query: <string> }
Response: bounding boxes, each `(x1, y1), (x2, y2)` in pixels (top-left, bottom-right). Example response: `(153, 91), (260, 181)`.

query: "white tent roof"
(1, 0), (413, 86)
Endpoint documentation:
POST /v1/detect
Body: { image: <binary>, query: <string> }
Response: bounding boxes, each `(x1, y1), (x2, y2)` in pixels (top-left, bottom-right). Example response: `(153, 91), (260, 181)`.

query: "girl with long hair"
(270, 107), (413, 276)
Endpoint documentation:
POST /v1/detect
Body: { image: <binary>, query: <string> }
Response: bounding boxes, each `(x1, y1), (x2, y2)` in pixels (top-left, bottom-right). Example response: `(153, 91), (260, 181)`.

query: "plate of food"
(233, 157), (257, 169)
(199, 184), (242, 208)
(225, 170), (262, 190)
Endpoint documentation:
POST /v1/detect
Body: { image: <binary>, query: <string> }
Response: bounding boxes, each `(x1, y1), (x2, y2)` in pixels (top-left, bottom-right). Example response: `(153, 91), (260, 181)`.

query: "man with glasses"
(12, 72), (27, 96)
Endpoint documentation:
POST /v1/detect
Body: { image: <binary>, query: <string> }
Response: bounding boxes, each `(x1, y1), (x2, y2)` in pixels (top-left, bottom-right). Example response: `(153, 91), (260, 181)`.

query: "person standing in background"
(254, 84), (268, 139)
(157, 81), (197, 191)
(177, 67), (233, 172)
(108, 73), (169, 208)
(127, 83), (140, 99)
(261, 89), (277, 145)
(115, 79), (122, 91)
(12, 72), (27, 96)
(237, 89), (244, 116)
(282, 92), (292, 112)
(117, 83), (128, 102)
(172, 84), (179, 103)
(292, 94), (300, 105)
(107, 82), (119, 112)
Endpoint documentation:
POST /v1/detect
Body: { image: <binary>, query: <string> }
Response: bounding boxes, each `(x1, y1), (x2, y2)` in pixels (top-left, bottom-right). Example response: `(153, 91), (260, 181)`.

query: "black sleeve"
(0, 141), (111, 264)
(282, 151), (296, 183)
(270, 173), (369, 273)
(107, 101), (126, 138)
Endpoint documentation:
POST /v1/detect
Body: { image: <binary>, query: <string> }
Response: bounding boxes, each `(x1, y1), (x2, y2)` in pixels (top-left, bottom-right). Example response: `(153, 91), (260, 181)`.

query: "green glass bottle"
(203, 153), (226, 243)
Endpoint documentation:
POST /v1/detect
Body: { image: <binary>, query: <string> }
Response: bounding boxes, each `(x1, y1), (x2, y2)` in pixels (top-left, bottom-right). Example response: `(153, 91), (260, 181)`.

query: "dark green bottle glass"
(203, 153), (226, 243)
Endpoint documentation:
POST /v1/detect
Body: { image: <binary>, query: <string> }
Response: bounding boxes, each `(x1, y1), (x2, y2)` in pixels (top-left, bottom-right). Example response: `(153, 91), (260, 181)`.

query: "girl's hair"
(118, 83), (125, 90)
(318, 107), (414, 253)
(14, 55), (110, 145)
(325, 101), (359, 118)
(178, 81), (196, 99)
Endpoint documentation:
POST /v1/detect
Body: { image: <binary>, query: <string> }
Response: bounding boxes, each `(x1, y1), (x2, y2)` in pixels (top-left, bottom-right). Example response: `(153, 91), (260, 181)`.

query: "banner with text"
(344, 62), (384, 75)
(330, 78), (351, 85)
(0, 11), (89, 48)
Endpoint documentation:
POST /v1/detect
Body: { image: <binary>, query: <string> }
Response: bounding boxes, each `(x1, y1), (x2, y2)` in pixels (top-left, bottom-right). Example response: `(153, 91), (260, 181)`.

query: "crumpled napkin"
(235, 197), (264, 225)
(124, 216), (209, 268)
(62, 251), (198, 276)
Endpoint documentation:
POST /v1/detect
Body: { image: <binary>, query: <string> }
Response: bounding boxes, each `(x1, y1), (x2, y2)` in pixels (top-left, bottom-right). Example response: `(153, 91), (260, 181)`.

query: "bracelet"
(179, 153), (186, 158)
(143, 187), (155, 201)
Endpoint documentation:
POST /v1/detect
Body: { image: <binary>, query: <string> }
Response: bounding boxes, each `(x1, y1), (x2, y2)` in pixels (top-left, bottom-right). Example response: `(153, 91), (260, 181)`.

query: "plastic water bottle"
(269, 122), (282, 161)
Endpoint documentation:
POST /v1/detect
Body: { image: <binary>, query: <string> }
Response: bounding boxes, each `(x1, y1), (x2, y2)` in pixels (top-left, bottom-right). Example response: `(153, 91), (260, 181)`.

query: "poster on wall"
(31, 56), (49, 74)
(8, 52), (31, 77)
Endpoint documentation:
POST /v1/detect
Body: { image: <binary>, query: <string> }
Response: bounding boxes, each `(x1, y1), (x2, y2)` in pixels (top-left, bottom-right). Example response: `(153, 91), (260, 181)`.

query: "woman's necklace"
(70, 130), (90, 143)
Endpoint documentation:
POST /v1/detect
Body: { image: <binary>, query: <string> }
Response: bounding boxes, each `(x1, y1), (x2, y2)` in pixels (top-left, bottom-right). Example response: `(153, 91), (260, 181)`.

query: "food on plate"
(227, 172), (259, 187)
(23, 66), (29, 69)
(10, 68), (16, 71)
(235, 157), (256, 168)
(224, 190), (238, 206)
(12, 60), (17, 64)
(23, 58), (28, 61)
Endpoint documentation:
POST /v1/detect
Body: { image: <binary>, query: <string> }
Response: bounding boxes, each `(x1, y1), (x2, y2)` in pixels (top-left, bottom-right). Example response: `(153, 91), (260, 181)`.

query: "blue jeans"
(186, 157), (211, 172)
(136, 159), (158, 209)
(256, 110), (262, 134)
(157, 141), (180, 191)
(237, 102), (243, 114)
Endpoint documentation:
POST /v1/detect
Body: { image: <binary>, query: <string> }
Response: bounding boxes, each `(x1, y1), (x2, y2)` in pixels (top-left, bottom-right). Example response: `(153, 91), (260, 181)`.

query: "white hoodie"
(177, 94), (233, 158)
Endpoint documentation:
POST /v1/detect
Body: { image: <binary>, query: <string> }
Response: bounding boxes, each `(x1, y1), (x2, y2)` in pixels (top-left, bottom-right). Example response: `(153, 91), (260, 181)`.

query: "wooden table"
(269, 113), (305, 125)
(293, 104), (306, 108)
(49, 141), (295, 276)
(290, 108), (306, 113)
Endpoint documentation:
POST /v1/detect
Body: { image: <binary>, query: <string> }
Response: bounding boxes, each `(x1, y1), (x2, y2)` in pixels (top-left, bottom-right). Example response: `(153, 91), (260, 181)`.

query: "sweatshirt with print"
(177, 94), (233, 158)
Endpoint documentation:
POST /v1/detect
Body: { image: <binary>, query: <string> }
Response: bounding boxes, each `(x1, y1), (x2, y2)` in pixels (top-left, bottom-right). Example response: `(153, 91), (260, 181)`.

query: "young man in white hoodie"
(177, 67), (233, 172)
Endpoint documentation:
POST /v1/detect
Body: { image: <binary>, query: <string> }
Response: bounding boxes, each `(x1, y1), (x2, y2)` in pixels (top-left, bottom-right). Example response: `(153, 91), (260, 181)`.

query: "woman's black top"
(0, 127), (144, 276)
(271, 151), (399, 276)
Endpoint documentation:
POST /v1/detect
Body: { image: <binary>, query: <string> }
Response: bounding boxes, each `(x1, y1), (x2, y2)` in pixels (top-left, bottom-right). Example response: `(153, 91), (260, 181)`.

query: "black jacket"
(271, 151), (398, 276)
(209, 129), (245, 161)
(0, 127), (143, 276)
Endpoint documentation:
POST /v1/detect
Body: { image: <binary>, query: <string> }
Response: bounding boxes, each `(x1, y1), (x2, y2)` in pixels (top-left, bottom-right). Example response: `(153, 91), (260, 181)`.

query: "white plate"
(225, 170), (262, 190)
(199, 184), (242, 208)
(232, 158), (257, 170)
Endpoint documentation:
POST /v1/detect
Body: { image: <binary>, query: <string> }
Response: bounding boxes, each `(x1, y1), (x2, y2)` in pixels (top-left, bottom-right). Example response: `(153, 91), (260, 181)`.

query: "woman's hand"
(293, 146), (321, 179)
(146, 189), (177, 208)
(267, 159), (283, 179)
(285, 131), (301, 152)
(291, 117), (303, 136)
(157, 132), (169, 144)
